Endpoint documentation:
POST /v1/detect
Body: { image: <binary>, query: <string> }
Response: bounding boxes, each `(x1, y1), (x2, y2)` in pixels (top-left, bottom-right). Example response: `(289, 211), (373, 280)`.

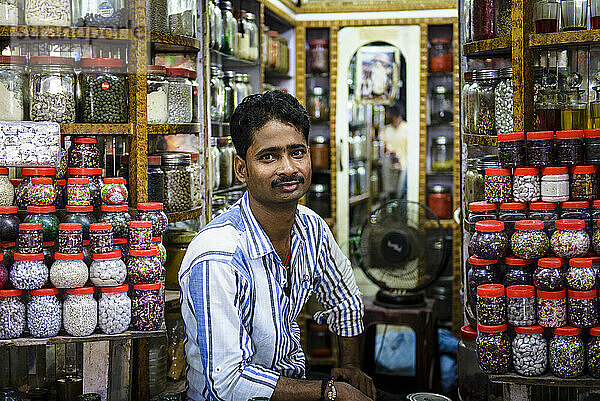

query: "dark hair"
(229, 90), (310, 159)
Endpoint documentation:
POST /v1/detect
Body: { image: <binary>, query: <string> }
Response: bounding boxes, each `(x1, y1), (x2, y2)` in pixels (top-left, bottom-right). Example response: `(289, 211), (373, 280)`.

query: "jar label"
(98, 1), (114, 17)
(193, 88), (198, 96)
(541, 181), (569, 197)
(101, 82), (110, 90)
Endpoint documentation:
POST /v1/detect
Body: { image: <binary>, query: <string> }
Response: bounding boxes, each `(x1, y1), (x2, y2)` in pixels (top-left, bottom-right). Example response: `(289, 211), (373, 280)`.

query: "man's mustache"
(271, 174), (305, 188)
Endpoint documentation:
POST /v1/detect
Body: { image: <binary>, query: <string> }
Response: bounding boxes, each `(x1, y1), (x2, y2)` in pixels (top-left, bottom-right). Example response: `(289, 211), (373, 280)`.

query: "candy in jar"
(63, 286), (97, 337)
(587, 327), (600, 378)
(0, 254), (6, 289)
(28, 177), (57, 206)
(0, 206), (20, 243)
(549, 326), (584, 378)
(67, 177), (91, 206)
(127, 248), (161, 284)
(567, 289), (598, 328)
(129, 220), (153, 250)
(89, 222), (113, 254)
(469, 220), (508, 259)
(506, 285), (536, 327)
(476, 323), (511, 374)
(510, 220), (549, 260)
(24, 205), (59, 242)
(136, 202), (169, 237)
(131, 282), (164, 331)
(566, 257), (596, 291)
(152, 236), (167, 265)
(476, 284), (506, 325)
(534, 257), (565, 291)
(58, 223), (83, 254)
(49, 252), (88, 289)
(550, 219), (590, 258)
(484, 168), (512, 203)
(17, 222), (43, 254)
(537, 288), (566, 328)
(99, 204), (131, 239)
(27, 287), (61, 338)
(90, 250), (127, 287)
(0, 289), (25, 339)
(101, 177), (128, 205)
(99, 284), (131, 335)
(512, 325), (547, 376)
(10, 252), (47, 290)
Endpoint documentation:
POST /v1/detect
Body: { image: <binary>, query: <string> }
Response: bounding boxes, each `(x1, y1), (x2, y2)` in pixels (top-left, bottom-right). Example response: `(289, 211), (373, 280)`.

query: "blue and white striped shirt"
(178, 192), (364, 401)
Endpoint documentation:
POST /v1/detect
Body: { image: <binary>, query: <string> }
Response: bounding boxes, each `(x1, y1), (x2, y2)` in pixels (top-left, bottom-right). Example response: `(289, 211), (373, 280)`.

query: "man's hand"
(331, 367), (376, 401)
(336, 381), (374, 401)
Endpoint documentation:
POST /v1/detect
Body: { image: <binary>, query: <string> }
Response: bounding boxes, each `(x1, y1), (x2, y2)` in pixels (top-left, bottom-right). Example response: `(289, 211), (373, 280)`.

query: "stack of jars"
(263, 27), (290, 74)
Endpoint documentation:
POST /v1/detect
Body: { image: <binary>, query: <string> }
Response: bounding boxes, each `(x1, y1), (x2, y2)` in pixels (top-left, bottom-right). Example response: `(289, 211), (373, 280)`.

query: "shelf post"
(511, 0), (534, 132)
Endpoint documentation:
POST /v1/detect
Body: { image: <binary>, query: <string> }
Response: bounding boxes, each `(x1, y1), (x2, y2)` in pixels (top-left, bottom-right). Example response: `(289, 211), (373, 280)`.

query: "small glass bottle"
(221, 1), (237, 55)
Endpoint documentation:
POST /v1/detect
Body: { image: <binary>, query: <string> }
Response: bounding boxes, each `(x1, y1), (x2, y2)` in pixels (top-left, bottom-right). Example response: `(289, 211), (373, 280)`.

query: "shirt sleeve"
(313, 221), (364, 337)
(185, 259), (281, 401)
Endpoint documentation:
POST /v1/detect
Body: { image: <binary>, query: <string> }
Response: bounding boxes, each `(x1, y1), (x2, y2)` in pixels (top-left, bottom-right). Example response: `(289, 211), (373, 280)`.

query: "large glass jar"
(161, 153), (193, 213)
(221, 1), (237, 55)
(50, 252), (87, 288)
(222, 70), (235, 122)
(0, 207), (19, 243)
(0, 56), (26, 121)
(472, 0), (496, 40)
(495, 67), (513, 135)
(306, 184), (330, 218)
(98, 284), (131, 334)
(58, 222), (82, 253)
(561, 0), (588, 31)
(550, 326), (584, 378)
(209, 0), (222, 50)
(458, 325), (492, 401)
(534, 257), (565, 291)
(506, 284), (536, 326)
(470, 220), (508, 259)
(473, 69), (499, 135)
(210, 66), (225, 122)
(541, 166), (569, 203)
(72, 0), (126, 27)
(268, 31), (279, 69)
(511, 220), (549, 260)
(535, 0), (559, 33)
(0, 289), (25, 339)
(209, 137), (220, 191)
(17, 222), (43, 254)
(136, 203), (168, 237)
(467, 256), (501, 315)
(307, 87), (329, 121)
(233, 73), (246, 109)
(513, 167), (540, 203)
(498, 202), (528, 237)
(131, 282), (164, 330)
(166, 68), (193, 124)
(90, 249), (126, 286)
(568, 289), (598, 328)
(27, 288), (61, 338)
(10, 252), (46, 290)
(78, 58), (127, 123)
(429, 37), (452, 73)
(128, 248), (161, 284)
(526, 130), (555, 167)
(63, 286), (97, 337)
(484, 167), (511, 203)
(427, 185), (451, 219)
(476, 323), (510, 374)
(512, 325), (547, 376)
(217, 137), (234, 189)
(147, 66), (169, 124)
(560, 201), (592, 235)
(29, 56), (75, 123)
(565, 257), (596, 291)
(310, 136), (329, 171)
(561, 89), (587, 130)
(148, 156), (165, 203)
(467, 202), (497, 234)
(476, 283), (506, 325)
(68, 138), (101, 168)
(528, 201), (558, 236)
(498, 131), (526, 168)
(430, 86), (453, 125)
(535, 87), (562, 131)
(167, 0), (195, 37)
(24, 206), (59, 242)
(26, 0), (70, 25)
(147, 0), (167, 32)
(308, 40), (328, 74)
(588, 327), (600, 378)
(463, 72), (475, 132)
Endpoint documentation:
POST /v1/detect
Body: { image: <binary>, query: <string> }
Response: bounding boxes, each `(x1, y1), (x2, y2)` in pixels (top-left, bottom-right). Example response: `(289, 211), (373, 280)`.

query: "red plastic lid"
(570, 258), (592, 268)
(130, 220), (152, 229)
(189, 70), (197, 79)
(0, 242), (15, 247)
(498, 132), (525, 142)
(92, 250), (122, 260)
(572, 165), (597, 174)
(513, 167), (539, 175)
(475, 220), (504, 232)
(556, 130), (584, 139)
(0, 206), (17, 214)
(460, 325), (477, 341)
(485, 167), (511, 177)
(68, 168), (102, 176)
(529, 201), (557, 210)
(22, 167), (56, 176)
(19, 223), (42, 230)
(515, 220), (544, 230)
(103, 177), (126, 184)
(0, 55), (26, 64)
(30, 56), (74, 66)
(83, 240), (89, 246)
(59, 223), (82, 231)
(54, 252), (84, 261)
(0, 254), (3, 261)
(590, 327), (600, 336)
(129, 249), (157, 257)
(468, 201), (496, 212)
(68, 178), (89, 185)
(72, 137), (98, 144)
(478, 324), (507, 333)
(80, 57), (123, 68)
(66, 286), (94, 295)
(561, 201), (589, 209)
(113, 238), (127, 245)
(152, 236), (162, 243)
(147, 65), (166, 72)
(568, 289), (597, 299)
(593, 200), (600, 208)
(505, 257), (532, 266)
(0, 289), (22, 297)
(100, 284), (129, 293)
(507, 285), (535, 298)
(585, 129), (600, 138)
(166, 67), (191, 78)
(552, 326), (582, 336)
(90, 222), (112, 231)
(65, 205), (94, 213)
(515, 325), (544, 335)
(538, 257), (562, 269)
(555, 219), (585, 230)
(31, 177), (52, 185)
(537, 288), (566, 299)
(589, 256), (600, 264)
(309, 40), (328, 46)
(500, 202), (527, 210)
(527, 131), (554, 140)
(13, 252), (44, 261)
(469, 256), (498, 265)
(477, 283), (505, 297)
(133, 282), (161, 291)
(137, 202), (164, 211)
(30, 288), (59, 296)
(101, 204), (129, 212)
(0, 168), (7, 175)
(43, 241), (54, 248)
(27, 206), (56, 214)
(542, 166), (569, 175)
(58, 179), (66, 186)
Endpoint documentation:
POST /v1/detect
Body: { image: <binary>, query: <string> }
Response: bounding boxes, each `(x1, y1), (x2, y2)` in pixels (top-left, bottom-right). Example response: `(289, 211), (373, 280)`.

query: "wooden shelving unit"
(59, 124), (131, 136)
(529, 29), (600, 48)
(148, 123), (203, 135)
(166, 206), (205, 223)
(0, 25), (130, 39)
(462, 36), (511, 57)
(0, 331), (166, 347)
(151, 32), (201, 51)
(462, 133), (499, 146)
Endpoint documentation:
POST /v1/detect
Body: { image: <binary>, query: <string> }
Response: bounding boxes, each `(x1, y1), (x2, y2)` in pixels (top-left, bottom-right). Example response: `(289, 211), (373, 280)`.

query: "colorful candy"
(127, 248), (161, 284)
(537, 289), (566, 328)
(587, 328), (600, 378)
(484, 168), (512, 203)
(510, 220), (549, 260)
(477, 284), (506, 325)
(567, 290), (598, 328)
(28, 177), (57, 206)
(470, 220), (508, 260)
(549, 327), (584, 378)
(550, 219), (590, 258)
(476, 324), (511, 374)
(129, 220), (152, 250)
(131, 282), (163, 331)
(67, 177), (91, 206)
(101, 177), (128, 205)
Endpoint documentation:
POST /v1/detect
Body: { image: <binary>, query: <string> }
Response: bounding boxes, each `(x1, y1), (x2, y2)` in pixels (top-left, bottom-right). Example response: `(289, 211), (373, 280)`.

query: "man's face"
(234, 120), (312, 206)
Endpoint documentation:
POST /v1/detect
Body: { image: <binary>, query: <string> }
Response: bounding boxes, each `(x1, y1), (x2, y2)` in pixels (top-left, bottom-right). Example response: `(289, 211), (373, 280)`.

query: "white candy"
(495, 77), (513, 135)
(63, 293), (97, 337)
(513, 174), (541, 203)
(90, 257), (127, 287)
(512, 333), (547, 376)
(50, 259), (88, 288)
(98, 291), (131, 334)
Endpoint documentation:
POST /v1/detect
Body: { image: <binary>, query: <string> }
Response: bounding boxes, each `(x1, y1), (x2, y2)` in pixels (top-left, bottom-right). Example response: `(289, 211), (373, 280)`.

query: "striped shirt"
(178, 192), (364, 401)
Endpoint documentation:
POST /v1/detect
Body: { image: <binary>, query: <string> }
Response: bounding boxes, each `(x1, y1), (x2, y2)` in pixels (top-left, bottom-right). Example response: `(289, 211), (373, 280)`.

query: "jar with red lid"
(24, 205), (59, 242)
(566, 257), (596, 291)
(507, 285), (536, 326)
(129, 220), (153, 250)
(17, 222), (43, 254)
(560, 201), (592, 234)
(0, 206), (19, 243)
(534, 257), (565, 291)
(476, 323), (510, 374)
(64, 205), (97, 240)
(470, 220), (508, 259)
(550, 326), (584, 378)
(0, 56), (27, 120)
(551, 218), (590, 258)
(29, 56), (75, 122)
(427, 185), (452, 219)
(99, 204), (131, 239)
(556, 129), (584, 165)
(458, 325), (494, 401)
(512, 325), (547, 376)
(587, 327), (600, 378)
(512, 167), (540, 203)
(511, 220), (549, 260)
(467, 202), (497, 233)
(128, 248), (161, 284)
(68, 168), (104, 209)
(528, 201), (558, 235)
(541, 166), (569, 203)
(503, 257), (534, 287)
(136, 202), (168, 237)
(67, 177), (91, 206)
(571, 165), (598, 201)
(90, 249), (126, 287)
(89, 222), (113, 254)
(429, 37), (452, 73)
(498, 132), (526, 168)
(310, 136), (329, 170)
(10, 252), (47, 290)
(27, 288), (61, 338)
(484, 167), (511, 203)
(131, 282), (164, 330)
(476, 284), (505, 325)
(467, 256), (501, 313)
(49, 252), (87, 288)
(113, 238), (129, 262)
(526, 130), (555, 167)
(568, 289), (598, 328)
(537, 288), (566, 327)
(584, 128), (600, 164)
(27, 177), (57, 207)
(98, 284), (131, 334)
(58, 222), (83, 253)
(152, 236), (167, 265)
(68, 138), (101, 168)
(101, 177), (128, 205)
(498, 202), (527, 237)
(63, 286), (97, 337)
(308, 40), (328, 74)
(0, 289), (25, 339)
(166, 68), (193, 124)
(78, 58), (128, 123)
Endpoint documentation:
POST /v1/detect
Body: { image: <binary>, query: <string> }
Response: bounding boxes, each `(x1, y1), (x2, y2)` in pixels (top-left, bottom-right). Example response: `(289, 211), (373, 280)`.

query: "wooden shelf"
(424, 219), (456, 229)
(166, 206), (204, 222)
(0, 330), (165, 347)
(264, 67), (293, 80)
(530, 29), (600, 48)
(59, 123), (131, 136)
(463, 36), (511, 57)
(210, 49), (259, 67)
(0, 25), (130, 40)
(349, 193), (369, 206)
(213, 183), (247, 195)
(462, 133), (498, 146)
(148, 123), (203, 135)
(490, 373), (600, 388)
(151, 32), (201, 52)
(426, 170), (453, 176)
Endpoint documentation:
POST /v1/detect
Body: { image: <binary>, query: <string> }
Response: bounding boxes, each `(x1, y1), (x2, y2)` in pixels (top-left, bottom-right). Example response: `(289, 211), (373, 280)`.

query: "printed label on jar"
(98, 1), (114, 17)
(101, 82), (110, 90)
(541, 182), (569, 197)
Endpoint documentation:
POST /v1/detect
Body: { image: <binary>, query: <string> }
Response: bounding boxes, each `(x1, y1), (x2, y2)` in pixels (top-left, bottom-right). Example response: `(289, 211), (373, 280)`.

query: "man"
(179, 91), (375, 401)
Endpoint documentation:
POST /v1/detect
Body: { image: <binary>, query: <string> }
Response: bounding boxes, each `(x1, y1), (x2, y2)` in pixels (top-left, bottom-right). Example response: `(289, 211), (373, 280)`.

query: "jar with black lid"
(498, 202), (528, 237)
(306, 184), (330, 218)
(466, 201), (497, 233)
(526, 130), (555, 167)
(555, 129), (584, 165)
(497, 132), (526, 168)
(585, 129), (600, 163)
(560, 201), (592, 234)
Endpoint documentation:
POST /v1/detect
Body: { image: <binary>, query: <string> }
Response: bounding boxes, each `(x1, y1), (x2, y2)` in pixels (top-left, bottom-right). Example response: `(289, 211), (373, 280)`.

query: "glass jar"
(467, 256), (501, 309)
(430, 86), (453, 125)
(511, 220), (549, 260)
(571, 165), (597, 201)
(50, 252), (87, 288)
(568, 289), (598, 328)
(101, 177), (128, 205)
(10, 252), (46, 290)
(167, 0), (195, 37)
(0, 289), (25, 339)
(26, 0), (70, 25)
(429, 37), (452, 73)
(506, 284), (536, 326)
(307, 87), (329, 121)
(0, 242), (14, 270)
(498, 132), (526, 168)
(63, 286), (97, 337)
(495, 68), (513, 135)
(476, 283), (505, 325)
(541, 166), (569, 203)
(131, 282), (164, 330)
(473, 69), (499, 135)
(550, 326), (584, 378)
(29, 57), (75, 122)
(217, 137), (234, 189)
(113, 238), (128, 263)
(534, 257), (565, 291)
(147, 0), (167, 32)
(310, 136), (329, 170)
(188, 153), (202, 208)
(90, 249), (126, 286)
(64, 205), (97, 240)
(43, 240), (55, 266)
(68, 168), (104, 210)
(504, 257), (534, 287)
(593, 0), (600, 27)
(210, 66), (225, 122)
(148, 156), (166, 203)
(484, 167), (511, 203)
(129, 220), (152, 250)
(24, 206), (59, 244)
(560, 201), (592, 234)
(585, 129), (600, 163)
(17, 222), (43, 254)
(232, 73), (245, 109)
(556, 129), (584, 165)
(151, 236), (167, 265)
(78, 58), (127, 123)
(431, 136), (452, 172)
(470, 220), (508, 259)
(68, 138), (101, 169)
(427, 185), (451, 219)
(0, 253), (6, 289)
(497, 202), (528, 238)
(562, 89), (588, 130)
(496, 0), (512, 36)
(246, 12), (259, 61)
(512, 167), (540, 203)
(136, 202), (168, 237)
(535, 0), (559, 32)
(209, 0), (222, 50)
(28, 177), (57, 207)
(209, 138), (220, 191)
(27, 288), (61, 338)
(98, 284), (130, 334)
(476, 323), (510, 374)
(561, 0), (588, 31)
(0, 56), (26, 120)
(128, 248), (161, 284)
(267, 30), (279, 69)
(458, 325), (493, 401)
(72, 0), (126, 27)
(463, 72), (474, 132)
(308, 40), (328, 74)
(306, 184), (330, 218)
(67, 177), (91, 206)
(0, 170), (12, 209)
(222, 70), (235, 122)
(0, 207), (19, 243)
(89, 222), (113, 254)
(587, 327), (600, 378)
(99, 204), (130, 239)
(58, 222), (83, 253)
(147, 66), (169, 124)
(164, 229), (195, 289)
(221, 1), (237, 55)
(0, 0), (20, 25)
(535, 87), (562, 131)
(527, 131), (555, 167)
(537, 288), (567, 327)
(464, 162), (488, 221)
(161, 153), (192, 213)
(566, 257), (596, 291)
(512, 325), (547, 376)
(166, 68), (193, 124)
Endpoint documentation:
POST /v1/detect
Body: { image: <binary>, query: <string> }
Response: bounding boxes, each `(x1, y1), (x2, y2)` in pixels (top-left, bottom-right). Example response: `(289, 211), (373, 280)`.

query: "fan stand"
(374, 289), (425, 308)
